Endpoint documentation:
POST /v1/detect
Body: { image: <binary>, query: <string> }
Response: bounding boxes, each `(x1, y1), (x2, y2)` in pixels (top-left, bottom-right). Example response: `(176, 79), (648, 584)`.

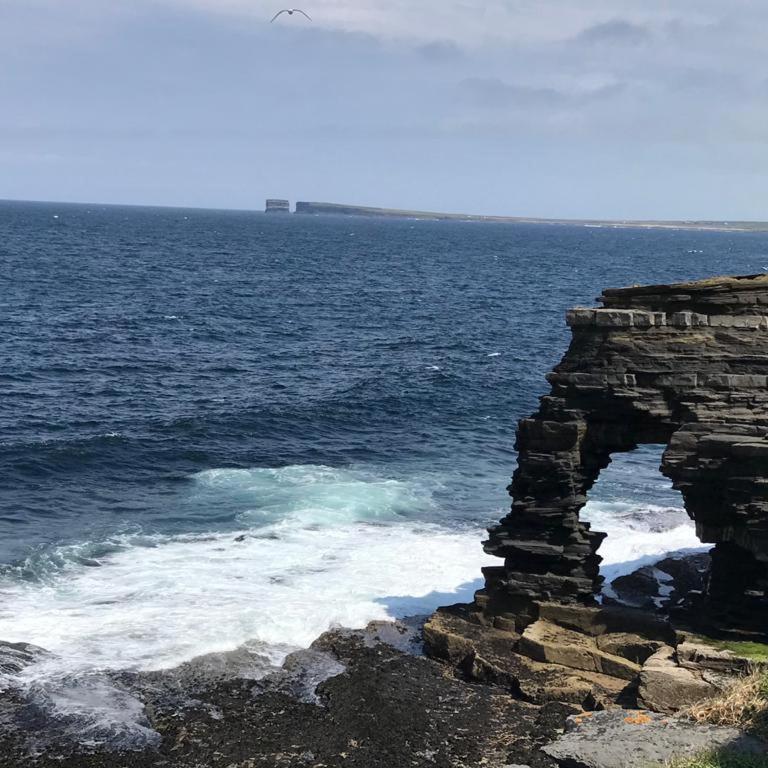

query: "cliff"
(265, 199), (290, 213)
(293, 201), (482, 219)
(480, 274), (768, 632)
(293, 202), (768, 231)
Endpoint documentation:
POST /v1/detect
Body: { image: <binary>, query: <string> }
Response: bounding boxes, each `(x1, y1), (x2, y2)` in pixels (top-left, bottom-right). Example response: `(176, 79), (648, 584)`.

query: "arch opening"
(580, 445), (708, 612)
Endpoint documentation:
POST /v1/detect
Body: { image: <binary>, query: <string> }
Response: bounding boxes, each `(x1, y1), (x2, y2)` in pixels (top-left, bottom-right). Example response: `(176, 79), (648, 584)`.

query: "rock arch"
(479, 275), (768, 629)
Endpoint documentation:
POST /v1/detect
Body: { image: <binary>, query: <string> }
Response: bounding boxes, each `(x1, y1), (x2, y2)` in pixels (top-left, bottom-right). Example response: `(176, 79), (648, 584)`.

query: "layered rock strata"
(480, 275), (768, 629)
(424, 602), (759, 716)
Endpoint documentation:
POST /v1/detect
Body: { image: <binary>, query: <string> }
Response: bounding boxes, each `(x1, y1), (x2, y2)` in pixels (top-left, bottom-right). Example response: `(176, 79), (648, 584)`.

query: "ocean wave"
(193, 464), (438, 527)
(581, 499), (689, 533)
(0, 522), (490, 673)
(0, 464), (491, 682)
(581, 498), (707, 586)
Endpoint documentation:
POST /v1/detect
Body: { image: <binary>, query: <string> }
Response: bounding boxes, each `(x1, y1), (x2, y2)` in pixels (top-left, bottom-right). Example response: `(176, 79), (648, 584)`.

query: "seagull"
(271, 8), (312, 22)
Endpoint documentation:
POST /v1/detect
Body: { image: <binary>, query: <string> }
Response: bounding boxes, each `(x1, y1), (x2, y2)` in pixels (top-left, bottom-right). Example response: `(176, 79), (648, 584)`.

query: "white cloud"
(3, 0), (768, 215)
(154, 0), (718, 45)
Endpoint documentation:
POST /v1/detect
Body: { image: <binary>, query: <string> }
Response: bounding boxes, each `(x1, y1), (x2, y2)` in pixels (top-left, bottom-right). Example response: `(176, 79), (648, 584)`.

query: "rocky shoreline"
(4, 274), (768, 766)
(0, 620), (571, 768)
(1, 594), (765, 768)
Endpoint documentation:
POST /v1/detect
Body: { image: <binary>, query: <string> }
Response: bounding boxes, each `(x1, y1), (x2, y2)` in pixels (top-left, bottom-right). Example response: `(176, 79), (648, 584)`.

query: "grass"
(666, 647), (768, 768)
(685, 671), (768, 742)
(691, 639), (768, 664)
(666, 752), (768, 768)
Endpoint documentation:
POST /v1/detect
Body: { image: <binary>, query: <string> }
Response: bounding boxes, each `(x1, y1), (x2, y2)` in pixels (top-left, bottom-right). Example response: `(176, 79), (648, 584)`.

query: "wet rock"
(165, 642), (279, 687)
(253, 648), (345, 704)
(0, 625), (562, 768)
(610, 570), (660, 610)
(609, 553), (712, 611)
(0, 643), (48, 681)
(14, 671), (162, 755)
(542, 709), (765, 768)
(655, 554), (711, 601)
(345, 617), (426, 655)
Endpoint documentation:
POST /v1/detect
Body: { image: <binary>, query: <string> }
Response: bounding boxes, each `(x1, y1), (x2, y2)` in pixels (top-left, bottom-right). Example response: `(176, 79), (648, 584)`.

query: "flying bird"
(271, 8), (312, 22)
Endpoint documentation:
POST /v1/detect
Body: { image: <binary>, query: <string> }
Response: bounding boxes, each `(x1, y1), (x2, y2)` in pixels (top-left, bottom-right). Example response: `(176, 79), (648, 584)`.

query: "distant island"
(264, 199), (768, 232)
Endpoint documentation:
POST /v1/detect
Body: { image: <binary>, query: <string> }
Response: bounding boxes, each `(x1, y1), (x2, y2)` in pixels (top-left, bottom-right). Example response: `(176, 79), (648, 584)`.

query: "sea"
(2, 199), (767, 745)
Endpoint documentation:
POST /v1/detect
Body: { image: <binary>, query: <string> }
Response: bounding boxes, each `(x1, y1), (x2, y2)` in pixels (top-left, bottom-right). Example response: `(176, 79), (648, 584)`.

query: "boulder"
(424, 607), (627, 708)
(609, 554), (712, 612)
(0, 641), (48, 677)
(595, 633), (665, 665)
(638, 647), (718, 714)
(676, 641), (755, 676)
(610, 569), (659, 609)
(519, 620), (641, 681)
(542, 709), (766, 768)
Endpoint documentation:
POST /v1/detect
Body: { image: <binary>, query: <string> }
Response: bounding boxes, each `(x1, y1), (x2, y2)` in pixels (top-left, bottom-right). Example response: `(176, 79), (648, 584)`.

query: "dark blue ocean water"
(5, 201), (766, 562)
(2, 201), (768, 708)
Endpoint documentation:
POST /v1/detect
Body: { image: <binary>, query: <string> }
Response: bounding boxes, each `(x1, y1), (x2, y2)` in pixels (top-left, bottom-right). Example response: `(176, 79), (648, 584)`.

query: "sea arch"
(479, 276), (768, 630)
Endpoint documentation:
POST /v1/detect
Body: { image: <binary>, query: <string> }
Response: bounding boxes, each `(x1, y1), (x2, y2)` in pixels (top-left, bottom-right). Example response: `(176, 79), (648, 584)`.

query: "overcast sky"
(2, 0), (767, 218)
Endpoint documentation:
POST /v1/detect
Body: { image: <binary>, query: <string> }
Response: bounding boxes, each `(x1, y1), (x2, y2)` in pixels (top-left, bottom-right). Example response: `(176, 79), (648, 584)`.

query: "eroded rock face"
(480, 275), (768, 630)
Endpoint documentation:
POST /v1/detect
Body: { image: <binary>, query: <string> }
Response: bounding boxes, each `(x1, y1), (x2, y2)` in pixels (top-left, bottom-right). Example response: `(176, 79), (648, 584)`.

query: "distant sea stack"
(265, 199), (290, 214)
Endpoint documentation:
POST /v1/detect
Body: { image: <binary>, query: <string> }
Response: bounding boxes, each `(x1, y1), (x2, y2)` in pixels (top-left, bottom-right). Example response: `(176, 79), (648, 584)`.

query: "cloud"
(2, 0), (762, 49)
(416, 40), (463, 62)
(3, 0), (768, 217)
(574, 19), (651, 45)
(460, 78), (626, 110)
(154, 0), (705, 46)
(461, 79), (569, 108)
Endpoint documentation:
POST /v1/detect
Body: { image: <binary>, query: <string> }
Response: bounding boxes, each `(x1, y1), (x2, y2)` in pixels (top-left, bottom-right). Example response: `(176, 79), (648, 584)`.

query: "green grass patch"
(687, 637), (768, 663)
(667, 751), (768, 768)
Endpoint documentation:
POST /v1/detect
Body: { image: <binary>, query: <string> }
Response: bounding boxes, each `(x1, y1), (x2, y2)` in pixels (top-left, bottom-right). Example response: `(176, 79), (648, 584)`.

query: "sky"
(1, 0), (767, 219)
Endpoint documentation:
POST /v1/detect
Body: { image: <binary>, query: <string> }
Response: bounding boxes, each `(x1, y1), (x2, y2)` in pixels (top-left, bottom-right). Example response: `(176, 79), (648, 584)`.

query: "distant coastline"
(3, 198), (767, 233)
(290, 200), (768, 232)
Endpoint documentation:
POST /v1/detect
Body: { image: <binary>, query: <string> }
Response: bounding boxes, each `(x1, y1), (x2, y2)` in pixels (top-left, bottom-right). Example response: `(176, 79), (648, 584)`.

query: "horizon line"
(2, 196), (768, 231)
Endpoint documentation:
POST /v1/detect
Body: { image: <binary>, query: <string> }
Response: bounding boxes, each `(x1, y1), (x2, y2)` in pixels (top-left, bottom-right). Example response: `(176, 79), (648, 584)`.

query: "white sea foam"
(582, 499), (707, 587)
(0, 464), (713, 746)
(0, 466), (491, 680)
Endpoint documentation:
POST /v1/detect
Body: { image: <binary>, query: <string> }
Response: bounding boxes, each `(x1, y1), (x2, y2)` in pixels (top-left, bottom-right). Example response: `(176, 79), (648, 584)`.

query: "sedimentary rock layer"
(480, 274), (768, 627)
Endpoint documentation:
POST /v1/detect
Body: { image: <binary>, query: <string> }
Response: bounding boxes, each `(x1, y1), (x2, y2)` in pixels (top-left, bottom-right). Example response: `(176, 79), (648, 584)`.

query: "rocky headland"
(3, 274), (768, 767)
(292, 201), (768, 232)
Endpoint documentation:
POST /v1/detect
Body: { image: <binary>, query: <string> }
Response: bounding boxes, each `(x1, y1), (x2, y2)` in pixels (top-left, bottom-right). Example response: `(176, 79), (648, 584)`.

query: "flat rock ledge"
(424, 602), (762, 715)
(542, 710), (765, 768)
